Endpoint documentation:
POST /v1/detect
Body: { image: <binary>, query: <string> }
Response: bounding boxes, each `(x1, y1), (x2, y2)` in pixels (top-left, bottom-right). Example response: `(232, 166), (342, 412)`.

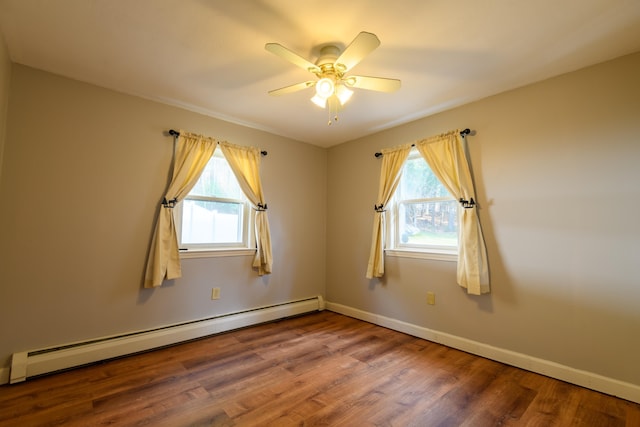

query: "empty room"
(1, 1), (639, 425)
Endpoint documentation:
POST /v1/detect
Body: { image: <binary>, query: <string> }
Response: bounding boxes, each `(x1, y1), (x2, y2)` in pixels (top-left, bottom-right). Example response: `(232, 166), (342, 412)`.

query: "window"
(388, 148), (458, 260)
(175, 149), (254, 256)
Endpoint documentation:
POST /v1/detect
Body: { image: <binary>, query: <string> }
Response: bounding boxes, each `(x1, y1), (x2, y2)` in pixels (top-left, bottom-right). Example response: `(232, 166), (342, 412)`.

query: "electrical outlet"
(211, 287), (221, 300)
(427, 291), (436, 305)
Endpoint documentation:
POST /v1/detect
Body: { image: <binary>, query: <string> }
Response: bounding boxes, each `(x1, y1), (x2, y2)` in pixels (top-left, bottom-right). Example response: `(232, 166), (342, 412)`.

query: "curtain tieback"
(256, 203), (268, 211)
(374, 204), (385, 212)
(162, 197), (178, 208)
(459, 198), (476, 209)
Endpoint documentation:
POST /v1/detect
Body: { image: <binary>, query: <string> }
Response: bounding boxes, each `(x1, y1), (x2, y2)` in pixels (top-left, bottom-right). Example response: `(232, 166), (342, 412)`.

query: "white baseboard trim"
(326, 301), (640, 404)
(7, 296), (324, 384)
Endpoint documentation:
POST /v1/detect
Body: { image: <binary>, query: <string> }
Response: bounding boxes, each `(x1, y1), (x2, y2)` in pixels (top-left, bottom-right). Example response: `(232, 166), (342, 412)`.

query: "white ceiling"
(1, 0), (640, 147)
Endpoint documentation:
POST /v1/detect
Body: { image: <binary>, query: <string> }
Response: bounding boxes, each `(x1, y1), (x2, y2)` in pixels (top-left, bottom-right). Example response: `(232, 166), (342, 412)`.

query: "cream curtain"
(220, 141), (273, 275)
(415, 130), (490, 295)
(366, 144), (412, 278)
(144, 131), (217, 288)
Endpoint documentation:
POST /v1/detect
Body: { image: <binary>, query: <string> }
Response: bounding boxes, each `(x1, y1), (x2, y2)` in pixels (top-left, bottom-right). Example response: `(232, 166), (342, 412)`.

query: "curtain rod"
(168, 129), (267, 156)
(374, 128), (471, 158)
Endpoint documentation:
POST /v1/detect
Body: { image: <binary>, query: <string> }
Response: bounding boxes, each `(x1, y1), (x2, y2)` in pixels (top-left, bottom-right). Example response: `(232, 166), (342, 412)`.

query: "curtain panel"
(366, 144), (412, 278)
(220, 141), (273, 275)
(415, 130), (490, 295)
(144, 131), (217, 288)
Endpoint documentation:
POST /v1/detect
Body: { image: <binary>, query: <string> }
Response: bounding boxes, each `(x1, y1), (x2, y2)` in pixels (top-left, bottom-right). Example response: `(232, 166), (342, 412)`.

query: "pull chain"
(327, 95), (339, 126)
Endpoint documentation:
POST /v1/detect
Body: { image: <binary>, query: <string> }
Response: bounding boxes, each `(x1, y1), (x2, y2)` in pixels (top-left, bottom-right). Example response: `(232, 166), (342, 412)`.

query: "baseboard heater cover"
(9, 295), (324, 384)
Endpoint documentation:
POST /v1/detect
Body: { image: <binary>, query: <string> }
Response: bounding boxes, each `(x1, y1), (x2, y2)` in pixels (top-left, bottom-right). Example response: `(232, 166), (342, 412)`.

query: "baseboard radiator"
(9, 296), (325, 384)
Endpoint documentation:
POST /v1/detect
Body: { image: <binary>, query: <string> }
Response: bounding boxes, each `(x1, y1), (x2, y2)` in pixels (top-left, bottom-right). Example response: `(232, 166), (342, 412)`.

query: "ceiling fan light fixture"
(315, 77), (335, 98)
(266, 31), (399, 122)
(310, 94), (328, 108)
(343, 76), (357, 87)
(335, 84), (353, 105)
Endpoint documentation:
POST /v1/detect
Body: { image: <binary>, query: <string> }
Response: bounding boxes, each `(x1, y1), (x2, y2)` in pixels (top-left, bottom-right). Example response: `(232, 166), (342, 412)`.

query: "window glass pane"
(189, 154), (243, 199)
(399, 200), (458, 247)
(400, 157), (448, 199)
(181, 200), (243, 244)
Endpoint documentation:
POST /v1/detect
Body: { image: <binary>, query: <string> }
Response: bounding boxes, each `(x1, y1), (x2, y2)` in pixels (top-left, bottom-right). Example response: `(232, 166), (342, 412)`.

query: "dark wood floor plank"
(459, 366), (538, 426)
(225, 352), (368, 424)
(513, 378), (584, 427)
(5, 401), (95, 427)
(302, 345), (465, 426)
(1, 310), (638, 427)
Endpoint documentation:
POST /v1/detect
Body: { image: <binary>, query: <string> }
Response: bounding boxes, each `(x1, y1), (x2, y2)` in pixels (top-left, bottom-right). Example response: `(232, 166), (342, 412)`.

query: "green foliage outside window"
(396, 154), (458, 248)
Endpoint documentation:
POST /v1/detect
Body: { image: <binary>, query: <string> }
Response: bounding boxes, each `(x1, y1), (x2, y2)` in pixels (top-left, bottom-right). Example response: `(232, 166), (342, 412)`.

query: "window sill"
(179, 248), (256, 259)
(385, 248), (457, 262)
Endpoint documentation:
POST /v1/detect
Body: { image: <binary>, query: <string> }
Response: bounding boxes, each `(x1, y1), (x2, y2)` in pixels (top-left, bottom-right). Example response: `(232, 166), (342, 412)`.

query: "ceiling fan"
(265, 31), (401, 124)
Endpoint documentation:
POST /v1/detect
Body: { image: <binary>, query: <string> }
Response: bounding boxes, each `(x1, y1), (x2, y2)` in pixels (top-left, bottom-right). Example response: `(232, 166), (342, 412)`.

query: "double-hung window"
(175, 149), (254, 257)
(387, 148), (458, 260)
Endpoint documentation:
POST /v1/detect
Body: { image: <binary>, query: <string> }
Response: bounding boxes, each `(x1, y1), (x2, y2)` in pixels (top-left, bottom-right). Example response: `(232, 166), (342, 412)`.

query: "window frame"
(174, 150), (256, 259)
(385, 149), (458, 262)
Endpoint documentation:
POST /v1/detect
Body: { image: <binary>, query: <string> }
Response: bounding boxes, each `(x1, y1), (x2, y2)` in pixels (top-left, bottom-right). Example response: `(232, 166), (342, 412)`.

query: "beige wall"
(2, 52), (639, 389)
(0, 65), (326, 370)
(327, 52), (640, 385)
(0, 30), (11, 185)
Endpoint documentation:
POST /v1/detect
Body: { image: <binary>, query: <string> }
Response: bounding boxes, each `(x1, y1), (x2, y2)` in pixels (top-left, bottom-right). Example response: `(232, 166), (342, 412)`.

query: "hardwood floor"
(1, 311), (638, 426)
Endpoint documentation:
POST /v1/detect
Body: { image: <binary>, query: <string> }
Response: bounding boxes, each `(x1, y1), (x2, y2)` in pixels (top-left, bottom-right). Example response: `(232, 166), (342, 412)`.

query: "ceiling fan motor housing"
(316, 45), (345, 79)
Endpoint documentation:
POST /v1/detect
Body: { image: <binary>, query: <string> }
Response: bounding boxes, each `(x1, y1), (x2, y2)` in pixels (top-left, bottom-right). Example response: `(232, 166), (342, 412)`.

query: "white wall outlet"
(211, 287), (221, 300)
(427, 291), (436, 305)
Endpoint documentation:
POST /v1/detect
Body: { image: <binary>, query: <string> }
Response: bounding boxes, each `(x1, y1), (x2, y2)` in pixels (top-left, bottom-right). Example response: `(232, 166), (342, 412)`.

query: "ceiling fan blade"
(268, 81), (315, 96)
(265, 43), (321, 74)
(335, 32), (381, 72)
(344, 75), (401, 92)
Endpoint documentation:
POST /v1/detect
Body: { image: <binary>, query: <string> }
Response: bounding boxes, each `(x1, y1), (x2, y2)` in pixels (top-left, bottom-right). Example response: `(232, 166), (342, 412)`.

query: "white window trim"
(174, 150), (256, 258)
(385, 248), (457, 262)
(175, 201), (256, 257)
(385, 149), (459, 262)
(179, 247), (256, 259)
(385, 205), (457, 262)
